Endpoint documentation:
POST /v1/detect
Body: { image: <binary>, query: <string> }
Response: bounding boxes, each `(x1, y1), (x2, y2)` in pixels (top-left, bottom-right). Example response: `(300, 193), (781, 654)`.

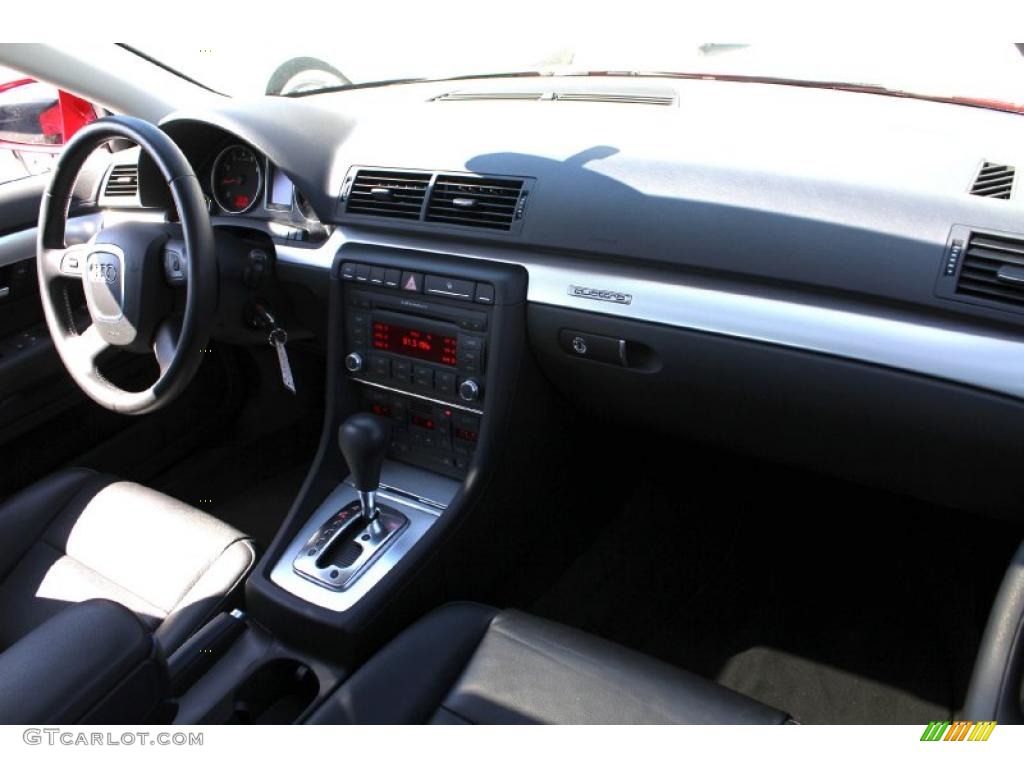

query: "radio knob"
(344, 352), (364, 373)
(458, 378), (481, 402)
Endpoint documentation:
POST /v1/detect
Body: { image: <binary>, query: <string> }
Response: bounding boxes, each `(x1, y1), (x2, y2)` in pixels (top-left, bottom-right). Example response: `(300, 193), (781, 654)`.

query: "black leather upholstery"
(0, 599), (167, 724)
(965, 540), (1024, 723)
(0, 468), (255, 655)
(309, 603), (790, 725)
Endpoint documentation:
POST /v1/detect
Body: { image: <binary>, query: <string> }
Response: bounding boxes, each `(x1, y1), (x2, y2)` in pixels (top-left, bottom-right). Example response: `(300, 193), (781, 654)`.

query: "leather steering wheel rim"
(37, 115), (216, 415)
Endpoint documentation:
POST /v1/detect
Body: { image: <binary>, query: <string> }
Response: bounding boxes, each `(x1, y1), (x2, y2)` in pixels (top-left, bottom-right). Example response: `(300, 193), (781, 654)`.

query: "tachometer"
(211, 144), (262, 214)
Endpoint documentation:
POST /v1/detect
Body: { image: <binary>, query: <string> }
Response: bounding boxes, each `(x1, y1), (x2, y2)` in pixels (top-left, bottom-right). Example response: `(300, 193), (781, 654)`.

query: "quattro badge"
(567, 285), (632, 305)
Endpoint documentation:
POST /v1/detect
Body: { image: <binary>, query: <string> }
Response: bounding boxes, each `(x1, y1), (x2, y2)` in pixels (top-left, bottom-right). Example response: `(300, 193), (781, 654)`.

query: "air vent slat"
(967, 235), (1024, 259)
(956, 231), (1024, 309)
(431, 189), (521, 202)
(970, 162), (1015, 200)
(426, 174), (523, 232)
(344, 169), (430, 220)
(103, 164), (139, 197)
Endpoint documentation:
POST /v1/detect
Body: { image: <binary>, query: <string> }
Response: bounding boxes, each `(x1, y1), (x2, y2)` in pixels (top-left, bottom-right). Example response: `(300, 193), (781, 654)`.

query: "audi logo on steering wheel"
(88, 260), (118, 284)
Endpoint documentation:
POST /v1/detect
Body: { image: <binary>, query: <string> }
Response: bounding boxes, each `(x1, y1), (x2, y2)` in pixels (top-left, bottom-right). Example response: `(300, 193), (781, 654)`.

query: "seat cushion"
(308, 602), (791, 725)
(0, 468), (255, 654)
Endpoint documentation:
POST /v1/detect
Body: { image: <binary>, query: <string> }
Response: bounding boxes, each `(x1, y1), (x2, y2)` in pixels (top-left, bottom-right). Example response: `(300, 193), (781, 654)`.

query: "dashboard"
(92, 74), (1024, 516)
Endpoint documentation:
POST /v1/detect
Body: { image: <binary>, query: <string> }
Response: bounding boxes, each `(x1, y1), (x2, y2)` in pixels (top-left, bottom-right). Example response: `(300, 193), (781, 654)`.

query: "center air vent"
(970, 162), (1015, 199)
(103, 164), (138, 197)
(955, 231), (1024, 308)
(345, 169), (430, 219)
(426, 175), (524, 231)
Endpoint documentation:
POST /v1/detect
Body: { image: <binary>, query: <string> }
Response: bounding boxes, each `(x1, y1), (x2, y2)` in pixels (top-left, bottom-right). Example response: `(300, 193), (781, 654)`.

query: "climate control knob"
(458, 378), (482, 403)
(344, 352), (364, 373)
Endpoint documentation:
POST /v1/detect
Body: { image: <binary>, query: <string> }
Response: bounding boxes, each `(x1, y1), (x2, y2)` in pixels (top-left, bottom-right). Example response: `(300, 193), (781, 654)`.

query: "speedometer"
(210, 144), (262, 214)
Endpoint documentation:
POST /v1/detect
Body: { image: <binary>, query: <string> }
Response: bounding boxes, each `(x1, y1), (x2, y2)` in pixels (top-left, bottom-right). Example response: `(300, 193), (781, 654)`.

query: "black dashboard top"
(124, 74), (1024, 330)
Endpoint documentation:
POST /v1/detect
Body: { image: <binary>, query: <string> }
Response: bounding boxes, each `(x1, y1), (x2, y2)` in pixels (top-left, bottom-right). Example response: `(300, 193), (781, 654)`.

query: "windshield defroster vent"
(425, 175), (525, 231)
(955, 231), (1024, 309)
(970, 162), (1015, 200)
(433, 87), (677, 106)
(344, 169), (431, 220)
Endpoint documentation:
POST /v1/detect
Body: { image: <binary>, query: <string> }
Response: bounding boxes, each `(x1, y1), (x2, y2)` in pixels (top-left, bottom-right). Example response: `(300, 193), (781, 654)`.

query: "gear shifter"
(292, 411), (408, 591)
(338, 413), (390, 523)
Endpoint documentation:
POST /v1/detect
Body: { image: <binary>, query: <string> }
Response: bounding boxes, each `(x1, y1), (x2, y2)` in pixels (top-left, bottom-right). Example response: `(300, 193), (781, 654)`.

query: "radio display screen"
(372, 321), (457, 366)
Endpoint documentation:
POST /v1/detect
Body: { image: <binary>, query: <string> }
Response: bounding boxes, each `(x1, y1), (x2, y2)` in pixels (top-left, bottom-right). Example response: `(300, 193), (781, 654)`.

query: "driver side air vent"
(345, 169), (431, 220)
(426, 175), (525, 231)
(956, 231), (1024, 308)
(103, 164), (139, 197)
(970, 162), (1015, 199)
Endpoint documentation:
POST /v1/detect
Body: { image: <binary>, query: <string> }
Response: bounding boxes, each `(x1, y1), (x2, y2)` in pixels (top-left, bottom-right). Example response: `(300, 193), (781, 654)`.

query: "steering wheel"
(37, 116), (216, 415)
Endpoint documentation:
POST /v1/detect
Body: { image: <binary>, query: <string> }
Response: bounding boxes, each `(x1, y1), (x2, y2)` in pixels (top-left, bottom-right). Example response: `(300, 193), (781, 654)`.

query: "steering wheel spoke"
(152, 317), (182, 376)
(39, 243), (90, 280)
(66, 324), (112, 366)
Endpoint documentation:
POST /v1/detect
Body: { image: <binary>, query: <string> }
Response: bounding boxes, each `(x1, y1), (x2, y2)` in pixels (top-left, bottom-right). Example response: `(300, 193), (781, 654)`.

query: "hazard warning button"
(400, 271), (423, 293)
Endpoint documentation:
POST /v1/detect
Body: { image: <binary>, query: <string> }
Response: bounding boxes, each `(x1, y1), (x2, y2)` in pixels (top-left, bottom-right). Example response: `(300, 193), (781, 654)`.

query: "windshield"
(132, 41), (1024, 110)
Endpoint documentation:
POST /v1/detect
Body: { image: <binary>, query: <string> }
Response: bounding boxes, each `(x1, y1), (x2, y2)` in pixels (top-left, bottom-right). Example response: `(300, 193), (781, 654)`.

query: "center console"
(257, 243), (527, 628)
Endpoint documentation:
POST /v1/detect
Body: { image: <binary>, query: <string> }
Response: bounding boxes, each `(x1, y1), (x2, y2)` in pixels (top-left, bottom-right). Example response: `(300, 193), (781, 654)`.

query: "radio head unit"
(337, 251), (523, 480)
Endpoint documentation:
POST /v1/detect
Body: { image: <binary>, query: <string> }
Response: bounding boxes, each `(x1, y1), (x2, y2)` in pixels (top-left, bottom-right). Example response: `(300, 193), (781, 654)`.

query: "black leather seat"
(0, 468), (255, 655)
(309, 603), (791, 725)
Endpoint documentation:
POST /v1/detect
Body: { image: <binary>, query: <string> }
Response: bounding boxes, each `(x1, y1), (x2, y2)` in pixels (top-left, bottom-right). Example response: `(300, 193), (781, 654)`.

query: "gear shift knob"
(338, 413), (390, 521)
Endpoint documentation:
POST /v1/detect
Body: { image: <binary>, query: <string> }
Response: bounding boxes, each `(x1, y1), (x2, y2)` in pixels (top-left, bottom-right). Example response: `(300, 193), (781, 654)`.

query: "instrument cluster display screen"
(372, 321), (457, 366)
(267, 164), (295, 209)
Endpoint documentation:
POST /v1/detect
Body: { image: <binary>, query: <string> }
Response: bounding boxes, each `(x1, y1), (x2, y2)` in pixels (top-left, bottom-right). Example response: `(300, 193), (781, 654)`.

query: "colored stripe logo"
(920, 721), (996, 742)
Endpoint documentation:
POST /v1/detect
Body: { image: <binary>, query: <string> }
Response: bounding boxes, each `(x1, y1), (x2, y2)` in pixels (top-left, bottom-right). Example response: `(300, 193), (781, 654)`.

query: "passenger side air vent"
(970, 162), (1015, 199)
(955, 231), (1024, 308)
(103, 164), (139, 197)
(425, 175), (524, 231)
(345, 169), (430, 220)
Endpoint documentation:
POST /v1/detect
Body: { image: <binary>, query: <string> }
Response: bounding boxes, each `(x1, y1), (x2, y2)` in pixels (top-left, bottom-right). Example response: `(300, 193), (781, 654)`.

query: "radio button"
(424, 275), (475, 301)
(393, 360), (412, 383)
(400, 271), (423, 292)
(457, 314), (486, 333)
(474, 283), (495, 304)
(414, 365), (434, 389)
(370, 355), (391, 378)
(347, 293), (370, 309)
(459, 335), (483, 352)
(434, 370), (456, 396)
